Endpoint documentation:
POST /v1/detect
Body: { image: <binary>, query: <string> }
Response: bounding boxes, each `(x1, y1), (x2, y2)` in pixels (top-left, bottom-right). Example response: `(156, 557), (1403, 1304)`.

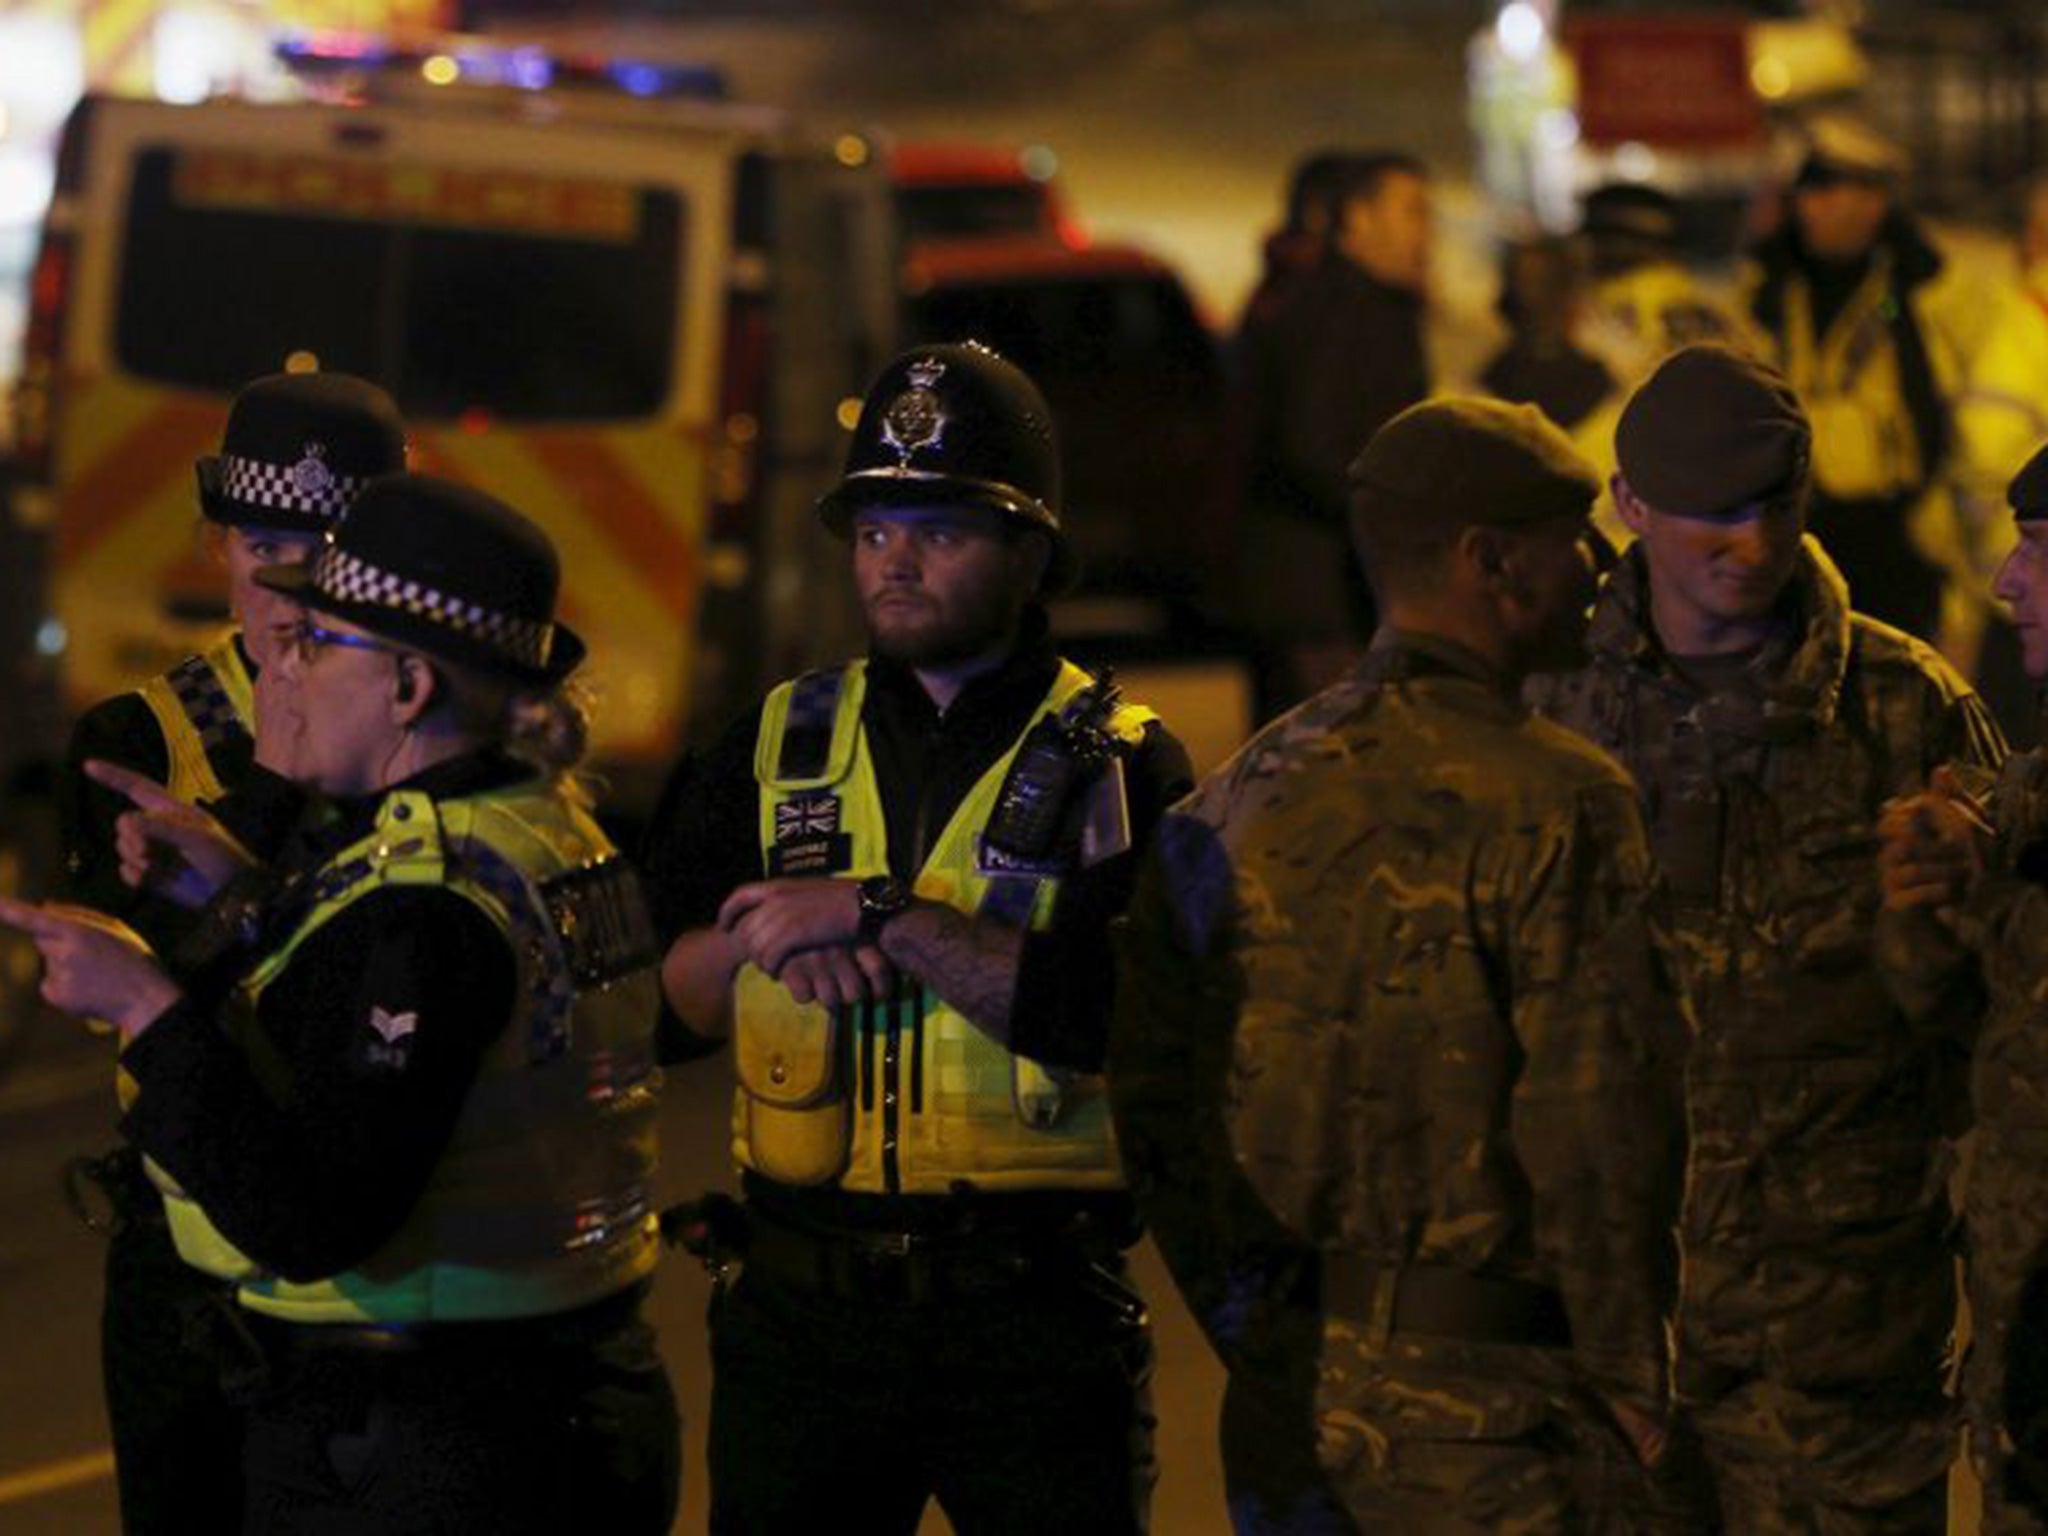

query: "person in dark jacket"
(1237, 151), (1434, 712)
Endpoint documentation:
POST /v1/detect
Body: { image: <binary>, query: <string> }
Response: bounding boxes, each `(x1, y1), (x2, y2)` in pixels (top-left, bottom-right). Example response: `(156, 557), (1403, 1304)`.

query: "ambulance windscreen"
(113, 147), (684, 423)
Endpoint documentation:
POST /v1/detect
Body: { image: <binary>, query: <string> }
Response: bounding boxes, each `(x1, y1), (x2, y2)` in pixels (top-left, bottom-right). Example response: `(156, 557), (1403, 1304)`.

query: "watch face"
(860, 875), (907, 914)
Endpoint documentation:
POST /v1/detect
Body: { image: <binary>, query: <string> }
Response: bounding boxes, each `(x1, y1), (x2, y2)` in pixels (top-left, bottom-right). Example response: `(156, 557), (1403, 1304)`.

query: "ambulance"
(6, 37), (900, 808)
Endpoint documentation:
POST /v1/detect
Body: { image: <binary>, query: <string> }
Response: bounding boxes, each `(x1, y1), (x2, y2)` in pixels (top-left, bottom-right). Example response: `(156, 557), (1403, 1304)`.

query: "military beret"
(1348, 396), (1598, 528)
(1615, 343), (1810, 518)
(2008, 442), (2048, 522)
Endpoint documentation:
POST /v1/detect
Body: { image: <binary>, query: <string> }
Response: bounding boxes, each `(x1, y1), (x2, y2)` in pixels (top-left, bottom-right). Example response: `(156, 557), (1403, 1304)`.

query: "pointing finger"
(0, 897), (65, 940)
(84, 759), (183, 814)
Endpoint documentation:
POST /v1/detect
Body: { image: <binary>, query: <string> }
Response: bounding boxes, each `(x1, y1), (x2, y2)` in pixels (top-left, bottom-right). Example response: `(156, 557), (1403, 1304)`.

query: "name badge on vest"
(769, 794), (852, 877)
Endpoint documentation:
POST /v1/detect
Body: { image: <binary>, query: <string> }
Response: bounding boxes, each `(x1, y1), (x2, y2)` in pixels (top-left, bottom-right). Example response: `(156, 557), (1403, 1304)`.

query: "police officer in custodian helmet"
(643, 341), (1194, 1533)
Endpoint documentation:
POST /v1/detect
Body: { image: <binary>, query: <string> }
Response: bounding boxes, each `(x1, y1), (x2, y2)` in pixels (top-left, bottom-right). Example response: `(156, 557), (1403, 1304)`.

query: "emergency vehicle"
(0, 38), (900, 1061)
(901, 234), (1227, 611)
(890, 140), (1084, 251)
(1468, 0), (1869, 244)
(6, 35), (899, 793)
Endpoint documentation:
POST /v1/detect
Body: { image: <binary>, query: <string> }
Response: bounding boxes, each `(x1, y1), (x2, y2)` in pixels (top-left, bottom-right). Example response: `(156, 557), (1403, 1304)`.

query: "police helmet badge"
(880, 357), (948, 466)
(290, 442), (336, 499)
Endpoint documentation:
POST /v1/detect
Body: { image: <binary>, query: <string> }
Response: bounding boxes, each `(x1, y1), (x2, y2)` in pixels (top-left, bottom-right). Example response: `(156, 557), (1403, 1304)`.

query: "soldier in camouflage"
(1880, 443), (2048, 1534)
(1529, 343), (2006, 1532)
(1112, 397), (1694, 1533)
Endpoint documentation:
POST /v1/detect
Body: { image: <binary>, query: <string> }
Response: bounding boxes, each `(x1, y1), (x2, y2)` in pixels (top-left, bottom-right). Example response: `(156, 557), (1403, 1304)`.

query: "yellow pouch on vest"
(732, 964), (849, 1185)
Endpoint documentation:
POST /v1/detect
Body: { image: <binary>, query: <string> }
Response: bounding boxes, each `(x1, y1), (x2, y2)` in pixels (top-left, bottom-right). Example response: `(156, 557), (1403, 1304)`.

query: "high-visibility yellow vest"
(152, 778), (663, 1323)
(1774, 254), (1926, 503)
(134, 634), (256, 805)
(112, 636), (256, 1106)
(733, 660), (1152, 1195)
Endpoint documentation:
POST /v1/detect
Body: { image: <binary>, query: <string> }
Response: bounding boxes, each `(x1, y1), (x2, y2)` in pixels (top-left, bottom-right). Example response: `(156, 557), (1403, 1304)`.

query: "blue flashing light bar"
(274, 33), (725, 101)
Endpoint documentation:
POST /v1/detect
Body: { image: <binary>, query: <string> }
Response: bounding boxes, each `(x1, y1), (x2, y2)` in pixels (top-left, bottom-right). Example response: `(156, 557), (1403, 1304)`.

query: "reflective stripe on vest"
(1779, 256), (1924, 503)
(122, 636), (255, 1115)
(135, 634), (255, 806)
(732, 659), (1155, 1196)
(157, 780), (663, 1321)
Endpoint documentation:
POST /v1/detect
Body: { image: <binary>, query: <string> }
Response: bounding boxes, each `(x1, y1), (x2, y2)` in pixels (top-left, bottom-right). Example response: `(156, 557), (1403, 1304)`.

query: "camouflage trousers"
(1304, 1332), (1708, 1534)
(1686, 1374), (1954, 1534)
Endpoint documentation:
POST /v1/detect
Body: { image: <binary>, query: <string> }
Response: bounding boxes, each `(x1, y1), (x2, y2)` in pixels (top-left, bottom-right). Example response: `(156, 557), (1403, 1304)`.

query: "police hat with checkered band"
(197, 372), (407, 534)
(818, 341), (1076, 593)
(256, 474), (585, 684)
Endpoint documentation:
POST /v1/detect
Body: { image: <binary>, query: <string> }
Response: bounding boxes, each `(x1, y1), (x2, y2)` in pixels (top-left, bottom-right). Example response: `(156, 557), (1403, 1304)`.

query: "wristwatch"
(855, 875), (911, 946)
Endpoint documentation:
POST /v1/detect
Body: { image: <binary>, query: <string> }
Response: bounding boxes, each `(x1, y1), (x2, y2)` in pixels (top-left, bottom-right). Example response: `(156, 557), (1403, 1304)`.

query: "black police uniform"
(54, 371), (404, 1535)
(120, 475), (679, 1534)
(644, 343), (1193, 1534)
(132, 749), (679, 1536)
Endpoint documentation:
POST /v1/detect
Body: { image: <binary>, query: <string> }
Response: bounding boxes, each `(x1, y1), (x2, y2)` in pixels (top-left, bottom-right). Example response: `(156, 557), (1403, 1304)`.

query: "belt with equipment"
(741, 1208), (1144, 1321)
(1322, 1254), (1572, 1349)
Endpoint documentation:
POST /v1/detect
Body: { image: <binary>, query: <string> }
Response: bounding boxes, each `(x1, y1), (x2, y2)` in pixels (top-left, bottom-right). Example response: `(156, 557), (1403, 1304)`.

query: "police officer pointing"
(644, 341), (1193, 1533)
(10, 475), (680, 1533)
(54, 370), (405, 1535)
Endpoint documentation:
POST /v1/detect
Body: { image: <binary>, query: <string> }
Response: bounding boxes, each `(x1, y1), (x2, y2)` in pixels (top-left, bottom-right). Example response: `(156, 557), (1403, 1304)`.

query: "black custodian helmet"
(818, 341), (1075, 592)
(197, 371), (407, 534)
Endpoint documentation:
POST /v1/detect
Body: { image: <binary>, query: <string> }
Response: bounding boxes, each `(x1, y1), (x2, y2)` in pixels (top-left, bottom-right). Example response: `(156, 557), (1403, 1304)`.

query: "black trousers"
(238, 1295), (679, 1536)
(708, 1247), (1157, 1534)
(100, 1157), (247, 1535)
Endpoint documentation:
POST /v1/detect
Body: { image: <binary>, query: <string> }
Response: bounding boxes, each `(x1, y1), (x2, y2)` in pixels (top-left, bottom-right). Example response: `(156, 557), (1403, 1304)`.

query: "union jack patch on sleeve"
(768, 794), (850, 877)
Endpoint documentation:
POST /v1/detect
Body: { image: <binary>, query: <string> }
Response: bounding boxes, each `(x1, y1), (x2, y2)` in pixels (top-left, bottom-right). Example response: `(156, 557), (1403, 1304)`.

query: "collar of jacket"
(862, 605), (1061, 726)
(322, 748), (535, 845)
(1360, 627), (1517, 696)
(1749, 207), (1943, 304)
(1315, 251), (1425, 313)
(1587, 535), (1853, 740)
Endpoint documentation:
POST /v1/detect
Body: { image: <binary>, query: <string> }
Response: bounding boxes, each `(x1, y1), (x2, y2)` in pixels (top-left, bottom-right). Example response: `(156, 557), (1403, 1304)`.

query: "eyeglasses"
(284, 621), (403, 663)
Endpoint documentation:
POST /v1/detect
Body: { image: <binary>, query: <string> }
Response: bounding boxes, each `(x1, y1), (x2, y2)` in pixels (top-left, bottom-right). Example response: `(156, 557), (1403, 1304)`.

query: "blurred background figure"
(1580, 181), (1750, 385)
(1568, 181), (1753, 550)
(1235, 147), (1359, 336)
(1744, 114), (1971, 648)
(1480, 232), (1613, 434)
(1948, 173), (2048, 746)
(1235, 149), (1433, 713)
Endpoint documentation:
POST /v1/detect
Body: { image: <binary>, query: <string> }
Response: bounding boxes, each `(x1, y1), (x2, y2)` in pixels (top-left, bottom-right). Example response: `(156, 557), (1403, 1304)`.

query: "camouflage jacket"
(1111, 632), (1691, 1413)
(1528, 539), (2005, 1387)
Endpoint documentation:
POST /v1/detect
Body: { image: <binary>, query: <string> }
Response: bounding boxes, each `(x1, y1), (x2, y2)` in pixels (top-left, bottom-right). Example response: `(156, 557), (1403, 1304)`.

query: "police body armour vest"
(136, 634), (255, 805)
(116, 636), (256, 1110)
(152, 779), (663, 1324)
(733, 660), (1151, 1196)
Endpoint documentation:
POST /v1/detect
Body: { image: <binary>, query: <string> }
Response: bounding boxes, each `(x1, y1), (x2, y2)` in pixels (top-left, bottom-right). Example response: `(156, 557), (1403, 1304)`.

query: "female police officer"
(4, 473), (678, 1534)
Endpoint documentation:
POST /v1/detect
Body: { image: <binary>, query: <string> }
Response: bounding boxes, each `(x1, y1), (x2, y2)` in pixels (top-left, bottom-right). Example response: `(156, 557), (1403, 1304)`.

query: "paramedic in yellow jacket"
(645, 341), (1194, 1535)
(5, 475), (679, 1535)
(1745, 116), (1971, 648)
(52, 369), (404, 1536)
